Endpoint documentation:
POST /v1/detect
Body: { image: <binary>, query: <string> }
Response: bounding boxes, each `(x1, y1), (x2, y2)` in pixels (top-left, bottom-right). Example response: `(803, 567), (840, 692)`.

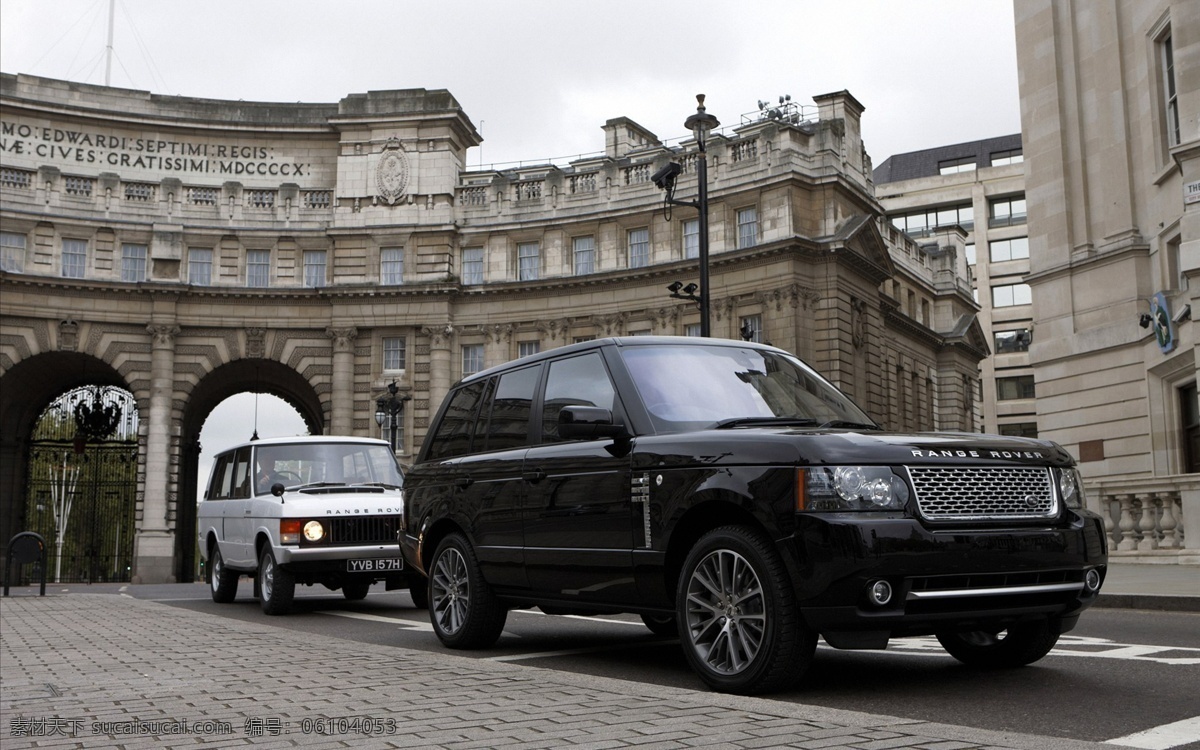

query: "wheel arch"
(662, 494), (773, 602)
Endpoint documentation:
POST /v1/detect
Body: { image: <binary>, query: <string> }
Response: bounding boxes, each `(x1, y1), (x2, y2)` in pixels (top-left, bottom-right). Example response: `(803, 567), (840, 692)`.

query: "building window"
(994, 328), (1032, 354)
(737, 207), (758, 249)
(684, 323), (702, 337)
(462, 344), (484, 376)
(938, 157), (976, 175)
(628, 228), (649, 269)
(989, 195), (1027, 227)
(891, 203), (974, 236)
(62, 238), (87, 278)
(303, 250), (327, 288)
(573, 236), (595, 275)
(1182, 382), (1199, 473)
(990, 149), (1023, 166)
(1, 232), (26, 273)
(992, 283), (1032, 307)
(683, 219), (699, 259)
(461, 247), (484, 284)
(999, 422), (1038, 438)
(1162, 31), (1180, 147)
(121, 244), (147, 282)
(518, 242), (539, 281)
(997, 375), (1036, 401)
(739, 314), (762, 343)
(989, 236), (1029, 262)
(188, 248), (213, 286)
(381, 247), (404, 285)
(518, 341), (540, 358)
(383, 337), (406, 371)
(246, 250), (270, 288)
(965, 243), (976, 266)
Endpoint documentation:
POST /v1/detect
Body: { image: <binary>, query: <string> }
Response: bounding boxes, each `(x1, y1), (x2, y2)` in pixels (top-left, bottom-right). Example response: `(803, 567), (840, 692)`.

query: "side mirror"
(558, 406), (630, 441)
(271, 482), (286, 497)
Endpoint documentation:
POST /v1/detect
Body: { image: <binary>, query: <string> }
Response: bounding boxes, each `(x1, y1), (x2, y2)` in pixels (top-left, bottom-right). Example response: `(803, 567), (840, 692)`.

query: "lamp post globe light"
(374, 380), (410, 452)
(657, 95), (720, 337)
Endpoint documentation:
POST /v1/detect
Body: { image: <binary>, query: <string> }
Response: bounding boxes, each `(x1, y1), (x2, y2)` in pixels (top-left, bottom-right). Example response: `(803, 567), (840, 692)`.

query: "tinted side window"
(426, 381), (486, 461)
(480, 364), (541, 452)
(541, 352), (617, 442)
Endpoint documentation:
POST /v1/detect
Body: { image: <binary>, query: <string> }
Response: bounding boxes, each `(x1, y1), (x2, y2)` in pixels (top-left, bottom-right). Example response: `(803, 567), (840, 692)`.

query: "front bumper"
(785, 511), (1108, 646)
(275, 543), (403, 568)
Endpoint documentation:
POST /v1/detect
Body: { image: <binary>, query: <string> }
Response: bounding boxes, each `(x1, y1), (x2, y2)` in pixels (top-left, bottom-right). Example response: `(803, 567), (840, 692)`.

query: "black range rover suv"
(399, 336), (1107, 694)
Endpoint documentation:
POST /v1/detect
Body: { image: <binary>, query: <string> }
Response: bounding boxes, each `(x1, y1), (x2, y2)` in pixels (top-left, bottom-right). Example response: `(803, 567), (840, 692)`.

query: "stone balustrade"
(1089, 474), (1200, 564)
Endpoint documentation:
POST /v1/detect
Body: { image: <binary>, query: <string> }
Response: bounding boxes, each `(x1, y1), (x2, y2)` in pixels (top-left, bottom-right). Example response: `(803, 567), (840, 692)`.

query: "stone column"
(326, 327), (358, 436)
(423, 324), (456, 414)
(134, 323), (180, 584)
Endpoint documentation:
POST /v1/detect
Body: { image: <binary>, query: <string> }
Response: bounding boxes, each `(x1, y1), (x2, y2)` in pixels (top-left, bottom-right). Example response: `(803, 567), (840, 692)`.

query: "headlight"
(800, 466), (910, 511)
(303, 520), (326, 542)
(1057, 467), (1085, 509)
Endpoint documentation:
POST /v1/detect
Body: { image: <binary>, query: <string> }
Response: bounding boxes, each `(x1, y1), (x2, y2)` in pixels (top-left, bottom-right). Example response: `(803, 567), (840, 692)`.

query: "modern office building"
(1014, 0), (1197, 563)
(0, 74), (984, 582)
(875, 134), (1033, 438)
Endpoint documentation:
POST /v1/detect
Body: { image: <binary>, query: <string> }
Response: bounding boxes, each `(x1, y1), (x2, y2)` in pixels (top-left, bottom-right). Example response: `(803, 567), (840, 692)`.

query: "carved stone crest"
(375, 137), (410, 206)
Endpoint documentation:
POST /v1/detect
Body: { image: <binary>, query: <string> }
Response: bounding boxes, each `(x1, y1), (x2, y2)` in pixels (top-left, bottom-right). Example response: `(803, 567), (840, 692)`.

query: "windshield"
(619, 344), (875, 432)
(253, 442), (404, 496)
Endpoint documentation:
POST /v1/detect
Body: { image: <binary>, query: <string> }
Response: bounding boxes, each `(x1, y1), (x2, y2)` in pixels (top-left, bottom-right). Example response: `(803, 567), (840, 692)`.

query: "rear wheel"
(209, 546), (238, 603)
(677, 526), (815, 695)
(936, 620), (1060, 668)
(429, 533), (507, 648)
(342, 580), (371, 601)
(258, 548), (295, 616)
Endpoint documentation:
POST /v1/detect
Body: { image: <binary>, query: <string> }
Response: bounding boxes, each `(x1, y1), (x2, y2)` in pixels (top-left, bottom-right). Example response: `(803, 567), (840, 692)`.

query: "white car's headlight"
(800, 466), (910, 511)
(303, 520), (326, 542)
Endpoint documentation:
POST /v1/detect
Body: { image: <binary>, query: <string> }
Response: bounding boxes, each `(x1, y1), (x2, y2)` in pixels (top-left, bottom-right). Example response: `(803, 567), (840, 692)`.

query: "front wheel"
(677, 526), (815, 695)
(936, 620), (1060, 668)
(342, 580), (371, 601)
(258, 548), (295, 616)
(428, 533), (506, 648)
(209, 546), (238, 603)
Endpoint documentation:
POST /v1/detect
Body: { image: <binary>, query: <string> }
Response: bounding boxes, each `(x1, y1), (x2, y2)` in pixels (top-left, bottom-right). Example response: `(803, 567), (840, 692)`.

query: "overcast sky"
(2, 0), (1023, 485)
(0, 0), (1021, 169)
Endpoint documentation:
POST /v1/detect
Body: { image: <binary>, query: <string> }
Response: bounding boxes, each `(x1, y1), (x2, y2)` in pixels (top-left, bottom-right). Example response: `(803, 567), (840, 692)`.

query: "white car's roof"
(217, 435), (390, 453)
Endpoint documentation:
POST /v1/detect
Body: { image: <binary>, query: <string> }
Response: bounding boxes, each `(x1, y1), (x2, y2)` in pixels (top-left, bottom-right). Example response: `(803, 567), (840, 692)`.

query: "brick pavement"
(0, 595), (1118, 749)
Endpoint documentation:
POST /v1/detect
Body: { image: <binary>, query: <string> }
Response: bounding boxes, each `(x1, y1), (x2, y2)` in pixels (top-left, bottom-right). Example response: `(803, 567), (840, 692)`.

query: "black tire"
(677, 526), (815, 695)
(640, 613), (678, 637)
(342, 580), (371, 601)
(936, 620), (1060, 668)
(428, 533), (507, 648)
(258, 548), (295, 616)
(209, 546), (238, 603)
(408, 575), (429, 610)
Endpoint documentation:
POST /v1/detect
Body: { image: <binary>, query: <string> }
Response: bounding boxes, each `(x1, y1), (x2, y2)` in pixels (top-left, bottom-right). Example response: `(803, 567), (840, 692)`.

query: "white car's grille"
(326, 515), (402, 545)
(906, 466), (1057, 521)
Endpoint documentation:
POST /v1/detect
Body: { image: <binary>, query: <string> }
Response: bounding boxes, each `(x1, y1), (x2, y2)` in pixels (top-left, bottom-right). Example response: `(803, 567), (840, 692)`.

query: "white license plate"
(347, 558), (403, 572)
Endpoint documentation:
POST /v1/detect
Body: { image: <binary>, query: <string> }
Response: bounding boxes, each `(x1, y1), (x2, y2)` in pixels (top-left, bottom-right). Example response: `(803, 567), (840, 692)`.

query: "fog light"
(1084, 568), (1102, 593)
(868, 580), (893, 606)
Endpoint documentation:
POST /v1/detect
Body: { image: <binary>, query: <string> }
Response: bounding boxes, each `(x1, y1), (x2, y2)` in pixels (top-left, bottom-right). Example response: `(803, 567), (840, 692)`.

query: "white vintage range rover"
(197, 436), (423, 614)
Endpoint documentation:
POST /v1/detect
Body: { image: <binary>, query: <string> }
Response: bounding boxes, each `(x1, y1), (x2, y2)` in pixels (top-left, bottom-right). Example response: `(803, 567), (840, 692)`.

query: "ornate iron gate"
(22, 386), (139, 584)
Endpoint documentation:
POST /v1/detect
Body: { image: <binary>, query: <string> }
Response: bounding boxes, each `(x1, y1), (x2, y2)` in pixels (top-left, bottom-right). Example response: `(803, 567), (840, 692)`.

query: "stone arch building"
(0, 73), (984, 582)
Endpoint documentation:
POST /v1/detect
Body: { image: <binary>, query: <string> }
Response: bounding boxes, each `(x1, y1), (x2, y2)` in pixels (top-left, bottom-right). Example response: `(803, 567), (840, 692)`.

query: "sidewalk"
(1, 594), (1147, 750)
(1095, 560), (1200, 612)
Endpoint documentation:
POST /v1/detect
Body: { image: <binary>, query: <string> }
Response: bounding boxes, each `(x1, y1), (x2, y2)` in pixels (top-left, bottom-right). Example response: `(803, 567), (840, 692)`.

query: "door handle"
(522, 468), (546, 484)
(454, 476), (474, 489)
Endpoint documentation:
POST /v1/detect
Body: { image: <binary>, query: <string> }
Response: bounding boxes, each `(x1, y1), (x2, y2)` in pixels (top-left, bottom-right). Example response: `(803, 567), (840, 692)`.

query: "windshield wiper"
(714, 417), (818, 429)
(818, 420), (881, 430)
(352, 482), (402, 489)
(292, 482), (346, 491)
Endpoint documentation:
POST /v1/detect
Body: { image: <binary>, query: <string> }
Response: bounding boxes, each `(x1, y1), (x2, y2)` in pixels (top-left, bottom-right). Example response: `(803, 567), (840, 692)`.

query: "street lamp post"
(374, 381), (410, 453)
(655, 95), (720, 337)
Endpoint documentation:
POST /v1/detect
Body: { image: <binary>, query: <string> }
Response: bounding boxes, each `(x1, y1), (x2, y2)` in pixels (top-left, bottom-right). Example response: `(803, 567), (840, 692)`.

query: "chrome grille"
(906, 466), (1056, 521)
(326, 515), (402, 545)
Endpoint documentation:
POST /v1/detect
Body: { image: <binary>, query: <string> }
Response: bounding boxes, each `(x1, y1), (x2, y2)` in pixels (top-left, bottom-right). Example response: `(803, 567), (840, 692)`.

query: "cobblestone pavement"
(0, 594), (1122, 750)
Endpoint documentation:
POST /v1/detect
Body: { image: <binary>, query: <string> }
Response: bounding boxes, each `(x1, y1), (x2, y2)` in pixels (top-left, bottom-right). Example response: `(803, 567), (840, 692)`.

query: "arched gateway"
(0, 74), (986, 582)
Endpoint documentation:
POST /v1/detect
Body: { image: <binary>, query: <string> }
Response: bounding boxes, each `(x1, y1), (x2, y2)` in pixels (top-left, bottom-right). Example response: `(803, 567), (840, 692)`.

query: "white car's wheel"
(258, 548), (295, 616)
(209, 546), (238, 603)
